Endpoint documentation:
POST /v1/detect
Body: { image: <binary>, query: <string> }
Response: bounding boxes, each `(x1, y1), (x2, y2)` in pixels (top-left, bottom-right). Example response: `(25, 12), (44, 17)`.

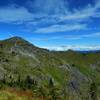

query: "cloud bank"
(43, 45), (100, 51)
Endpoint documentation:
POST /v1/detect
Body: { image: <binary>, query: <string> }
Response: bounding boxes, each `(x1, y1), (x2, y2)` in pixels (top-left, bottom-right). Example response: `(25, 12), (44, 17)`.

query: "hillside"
(0, 37), (100, 100)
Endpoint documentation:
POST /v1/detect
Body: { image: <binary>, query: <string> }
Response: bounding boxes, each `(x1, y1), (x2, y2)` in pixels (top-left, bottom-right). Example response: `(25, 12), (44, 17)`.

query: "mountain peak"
(5, 36), (30, 45)
(8, 36), (25, 41)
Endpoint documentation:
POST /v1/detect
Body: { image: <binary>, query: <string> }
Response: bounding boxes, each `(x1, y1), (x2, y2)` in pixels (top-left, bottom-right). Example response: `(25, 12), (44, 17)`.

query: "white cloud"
(83, 32), (100, 38)
(58, 2), (100, 22)
(43, 45), (100, 51)
(0, 6), (33, 23)
(34, 24), (87, 33)
(30, 35), (81, 41)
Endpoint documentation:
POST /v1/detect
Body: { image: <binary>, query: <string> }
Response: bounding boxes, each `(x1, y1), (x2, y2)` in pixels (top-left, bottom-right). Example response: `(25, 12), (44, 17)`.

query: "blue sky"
(0, 0), (100, 50)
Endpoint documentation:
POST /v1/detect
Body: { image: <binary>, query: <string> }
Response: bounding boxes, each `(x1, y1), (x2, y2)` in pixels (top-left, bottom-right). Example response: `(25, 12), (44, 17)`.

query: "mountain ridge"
(1, 36), (100, 53)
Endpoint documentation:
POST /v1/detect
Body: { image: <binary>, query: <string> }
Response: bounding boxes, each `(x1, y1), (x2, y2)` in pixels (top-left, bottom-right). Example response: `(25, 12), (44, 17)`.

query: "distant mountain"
(0, 37), (100, 100)
(77, 50), (100, 53)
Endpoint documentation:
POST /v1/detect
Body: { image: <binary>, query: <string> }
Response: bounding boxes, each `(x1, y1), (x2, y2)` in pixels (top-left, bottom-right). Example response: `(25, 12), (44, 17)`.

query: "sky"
(0, 0), (100, 51)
